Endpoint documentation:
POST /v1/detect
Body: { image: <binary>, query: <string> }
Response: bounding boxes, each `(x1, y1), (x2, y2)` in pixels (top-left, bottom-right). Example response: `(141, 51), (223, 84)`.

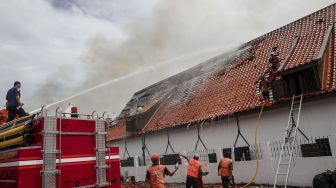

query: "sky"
(0, 0), (334, 114)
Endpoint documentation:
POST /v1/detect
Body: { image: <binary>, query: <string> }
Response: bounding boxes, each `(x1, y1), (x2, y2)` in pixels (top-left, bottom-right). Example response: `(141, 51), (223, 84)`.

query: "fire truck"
(0, 106), (121, 188)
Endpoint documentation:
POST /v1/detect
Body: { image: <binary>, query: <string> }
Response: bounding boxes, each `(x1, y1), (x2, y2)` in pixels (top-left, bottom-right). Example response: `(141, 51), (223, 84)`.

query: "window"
(120, 157), (134, 167)
(316, 138), (332, 156)
(286, 67), (320, 95)
(301, 138), (332, 157)
(273, 66), (321, 99)
(208, 153), (217, 163)
(160, 154), (181, 165)
(234, 146), (251, 161)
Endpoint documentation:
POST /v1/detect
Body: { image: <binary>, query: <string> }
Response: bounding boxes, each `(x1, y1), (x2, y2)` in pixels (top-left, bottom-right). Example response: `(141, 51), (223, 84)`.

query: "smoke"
(28, 0), (334, 112)
(33, 65), (78, 106)
(81, 0), (247, 86)
(81, 0), (335, 86)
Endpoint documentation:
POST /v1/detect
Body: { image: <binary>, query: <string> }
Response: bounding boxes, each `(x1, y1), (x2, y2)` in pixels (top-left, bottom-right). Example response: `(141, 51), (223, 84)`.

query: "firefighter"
(5, 81), (28, 122)
(269, 47), (280, 72)
(218, 151), (234, 188)
(179, 153), (206, 188)
(146, 154), (179, 188)
(259, 75), (271, 105)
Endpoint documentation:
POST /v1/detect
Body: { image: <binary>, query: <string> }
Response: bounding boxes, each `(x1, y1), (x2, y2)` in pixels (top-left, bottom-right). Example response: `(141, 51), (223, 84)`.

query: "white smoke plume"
(0, 0), (334, 114)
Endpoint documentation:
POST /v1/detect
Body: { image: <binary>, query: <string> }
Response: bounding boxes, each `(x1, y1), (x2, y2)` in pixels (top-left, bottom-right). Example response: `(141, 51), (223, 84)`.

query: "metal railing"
(269, 136), (332, 158)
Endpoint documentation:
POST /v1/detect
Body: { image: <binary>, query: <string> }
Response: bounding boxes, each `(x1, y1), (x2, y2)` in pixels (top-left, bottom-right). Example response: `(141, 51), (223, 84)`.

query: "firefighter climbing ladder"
(94, 111), (109, 187)
(273, 94), (303, 188)
(41, 106), (59, 188)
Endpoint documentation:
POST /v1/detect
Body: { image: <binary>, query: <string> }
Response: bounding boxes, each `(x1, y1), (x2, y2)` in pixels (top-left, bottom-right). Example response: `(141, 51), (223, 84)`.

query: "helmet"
(151, 154), (160, 162)
(224, 151), (231, 158)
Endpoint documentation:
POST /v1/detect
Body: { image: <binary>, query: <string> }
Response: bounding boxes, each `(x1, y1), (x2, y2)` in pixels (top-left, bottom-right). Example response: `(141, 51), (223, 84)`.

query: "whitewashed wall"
(110, 96), (336, 186)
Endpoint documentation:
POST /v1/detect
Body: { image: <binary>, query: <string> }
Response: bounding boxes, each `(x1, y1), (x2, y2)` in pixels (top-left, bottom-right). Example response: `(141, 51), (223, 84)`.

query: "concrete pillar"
(134, 156), (140, 182)
(328, 134), (336, 169)
(266, 141), (275, 185)
(231, 147), (235, 161)
(216, 147), (222, 162)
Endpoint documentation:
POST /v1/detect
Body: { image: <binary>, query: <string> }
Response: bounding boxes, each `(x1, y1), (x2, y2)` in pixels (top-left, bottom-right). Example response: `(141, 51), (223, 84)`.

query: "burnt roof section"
(109, 4), (336, 141)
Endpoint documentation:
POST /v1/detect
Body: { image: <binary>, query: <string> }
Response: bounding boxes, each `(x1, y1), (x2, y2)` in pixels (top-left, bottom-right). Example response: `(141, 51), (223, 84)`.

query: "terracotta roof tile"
(108, 118), (127, 140)
(108, 4), (336, 141)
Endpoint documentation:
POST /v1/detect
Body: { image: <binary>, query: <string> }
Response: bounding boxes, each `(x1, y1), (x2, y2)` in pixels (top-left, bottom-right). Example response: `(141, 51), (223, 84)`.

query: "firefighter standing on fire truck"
(5, 81), (28, 122)
(146, 154), (179, 188)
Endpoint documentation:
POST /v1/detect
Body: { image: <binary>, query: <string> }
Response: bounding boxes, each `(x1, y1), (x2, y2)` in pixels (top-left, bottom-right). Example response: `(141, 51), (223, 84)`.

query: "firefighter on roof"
(269, 47), (280, 72)
(259, 74), (271, 105)
(146, 154), (179, 188)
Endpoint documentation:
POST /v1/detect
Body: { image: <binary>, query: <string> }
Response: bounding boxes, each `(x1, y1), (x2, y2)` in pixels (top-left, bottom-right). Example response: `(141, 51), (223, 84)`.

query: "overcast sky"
(0, 0), (334, 112)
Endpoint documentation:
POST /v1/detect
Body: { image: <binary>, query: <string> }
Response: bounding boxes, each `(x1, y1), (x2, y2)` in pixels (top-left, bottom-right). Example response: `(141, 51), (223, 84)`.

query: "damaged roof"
(108, 4), (336, 141)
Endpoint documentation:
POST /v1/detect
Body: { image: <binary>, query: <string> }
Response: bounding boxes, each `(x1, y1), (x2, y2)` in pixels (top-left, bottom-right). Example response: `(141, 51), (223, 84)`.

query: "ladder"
(95, 118), (109, 187)
(41, 116), (59, 188)
(273, 94), (303, 188)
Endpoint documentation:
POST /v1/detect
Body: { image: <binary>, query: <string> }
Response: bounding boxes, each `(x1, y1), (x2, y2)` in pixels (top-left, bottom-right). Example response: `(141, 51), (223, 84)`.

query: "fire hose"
(241, 104), (264, 188)
(0, 134), (33, 148)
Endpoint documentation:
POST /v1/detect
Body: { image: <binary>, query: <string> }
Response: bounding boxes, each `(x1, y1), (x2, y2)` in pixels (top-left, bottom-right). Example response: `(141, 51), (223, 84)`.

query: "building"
(108, 4), (336, 186)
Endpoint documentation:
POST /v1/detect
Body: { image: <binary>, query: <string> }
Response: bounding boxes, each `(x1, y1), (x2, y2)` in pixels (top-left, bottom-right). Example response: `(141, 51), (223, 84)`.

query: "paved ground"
(121, 183), (278, 188)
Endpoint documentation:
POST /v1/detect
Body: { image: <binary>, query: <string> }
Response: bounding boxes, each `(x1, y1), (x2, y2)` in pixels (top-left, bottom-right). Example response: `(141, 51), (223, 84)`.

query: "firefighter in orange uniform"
(146, 154), (179, 188)
(218, 151), (234, 188)
(179, 153), (206, 188)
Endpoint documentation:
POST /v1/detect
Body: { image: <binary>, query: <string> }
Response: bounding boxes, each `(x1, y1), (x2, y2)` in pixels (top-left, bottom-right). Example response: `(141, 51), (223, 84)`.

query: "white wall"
(111, 96), (336, 186)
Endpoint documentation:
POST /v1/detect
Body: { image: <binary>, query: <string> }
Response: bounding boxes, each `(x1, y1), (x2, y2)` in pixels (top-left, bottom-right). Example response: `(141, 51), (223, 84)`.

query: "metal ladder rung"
(285, 137), (294, 142)
(96, 182), (110, 186)
(43, 130), (59, 134)
(95, 165), (110, 169)
(95, 148), (108, 152)
(41, 170), (59, 174)
(42, 150), (60, 154)
(277, 173), (288, 176)
(95, 132), (107, 135)
(282, 142), (293, 147)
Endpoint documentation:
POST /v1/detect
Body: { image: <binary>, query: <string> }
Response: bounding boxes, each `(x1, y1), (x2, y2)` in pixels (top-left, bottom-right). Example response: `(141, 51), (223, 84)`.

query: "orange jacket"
(187, 159), (201, 179)
(147, 165), (166, 188)
(219, 157), (233, 177)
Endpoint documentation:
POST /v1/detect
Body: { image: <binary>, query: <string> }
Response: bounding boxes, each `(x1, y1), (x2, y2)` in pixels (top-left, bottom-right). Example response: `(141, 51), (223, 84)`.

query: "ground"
(120, 183), (284, 188)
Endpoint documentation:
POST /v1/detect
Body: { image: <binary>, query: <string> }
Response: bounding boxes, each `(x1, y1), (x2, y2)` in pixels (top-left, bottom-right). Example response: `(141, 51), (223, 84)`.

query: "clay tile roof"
(108, 4), (336, 141)
(108, 118), (127, 140)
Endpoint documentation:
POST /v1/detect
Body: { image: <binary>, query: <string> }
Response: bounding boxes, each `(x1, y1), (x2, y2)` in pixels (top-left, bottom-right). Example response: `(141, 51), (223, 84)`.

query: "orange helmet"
(151, 154), (160, 162)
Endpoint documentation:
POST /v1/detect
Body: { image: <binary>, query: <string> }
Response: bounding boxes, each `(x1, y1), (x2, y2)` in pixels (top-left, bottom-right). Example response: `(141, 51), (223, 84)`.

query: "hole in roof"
(316, 18), (325, 24)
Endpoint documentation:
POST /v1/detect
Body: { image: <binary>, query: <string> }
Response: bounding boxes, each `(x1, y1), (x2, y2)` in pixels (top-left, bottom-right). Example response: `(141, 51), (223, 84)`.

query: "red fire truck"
(0, 106), (120, 188)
